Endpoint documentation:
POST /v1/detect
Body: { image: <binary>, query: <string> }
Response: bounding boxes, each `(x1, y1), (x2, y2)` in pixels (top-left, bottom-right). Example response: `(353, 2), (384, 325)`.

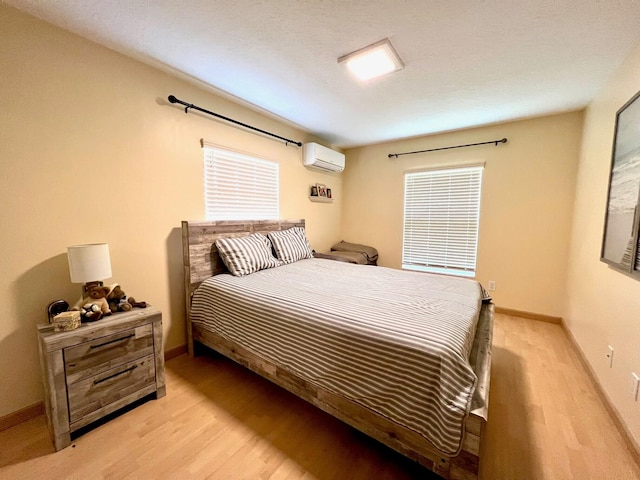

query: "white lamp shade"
(67, 243), (112, 283)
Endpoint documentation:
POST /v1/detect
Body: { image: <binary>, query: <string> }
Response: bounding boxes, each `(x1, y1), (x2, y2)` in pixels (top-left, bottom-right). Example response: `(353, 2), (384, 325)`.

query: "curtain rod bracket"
(168, 94), (302, 147)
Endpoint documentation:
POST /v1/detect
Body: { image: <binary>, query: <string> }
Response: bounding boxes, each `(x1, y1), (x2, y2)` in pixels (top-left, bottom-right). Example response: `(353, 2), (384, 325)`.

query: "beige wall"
(0, 5), (341, 417)
(565, 42), (640, 447)
(342, 112), (583, 316)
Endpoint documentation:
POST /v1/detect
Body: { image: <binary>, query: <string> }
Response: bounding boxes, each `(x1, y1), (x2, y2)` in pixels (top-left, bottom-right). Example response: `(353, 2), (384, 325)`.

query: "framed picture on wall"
(601, 89), (640, 276)
(316, 183), (327, 197)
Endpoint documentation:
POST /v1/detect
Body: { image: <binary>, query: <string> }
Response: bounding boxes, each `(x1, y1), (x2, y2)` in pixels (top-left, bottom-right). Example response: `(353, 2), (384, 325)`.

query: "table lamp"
(67, 243), (112, 294)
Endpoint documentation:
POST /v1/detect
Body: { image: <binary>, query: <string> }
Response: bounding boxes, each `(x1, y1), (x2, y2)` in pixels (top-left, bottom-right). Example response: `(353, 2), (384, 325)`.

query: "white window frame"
(202, 143), (279, 221)
(402, 165), (483, 278)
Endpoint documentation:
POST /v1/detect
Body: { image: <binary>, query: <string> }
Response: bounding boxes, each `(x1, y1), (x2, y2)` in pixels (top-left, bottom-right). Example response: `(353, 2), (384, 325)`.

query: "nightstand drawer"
(68, 354), (156, 423)
(65, 324), (154, 383)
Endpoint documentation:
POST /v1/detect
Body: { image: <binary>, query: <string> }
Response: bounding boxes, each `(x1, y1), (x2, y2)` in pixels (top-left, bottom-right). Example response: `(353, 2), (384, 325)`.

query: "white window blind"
(203, 146), (279, 220)
(403, 165), (483, 277)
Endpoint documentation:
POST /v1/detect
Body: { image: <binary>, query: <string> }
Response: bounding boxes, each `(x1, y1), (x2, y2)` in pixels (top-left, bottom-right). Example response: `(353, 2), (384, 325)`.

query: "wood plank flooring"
(1, 313), (639, 479)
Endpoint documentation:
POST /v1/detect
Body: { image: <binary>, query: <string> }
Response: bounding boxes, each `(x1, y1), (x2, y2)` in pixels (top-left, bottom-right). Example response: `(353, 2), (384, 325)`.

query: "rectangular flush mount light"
(338, 38), (404, 81)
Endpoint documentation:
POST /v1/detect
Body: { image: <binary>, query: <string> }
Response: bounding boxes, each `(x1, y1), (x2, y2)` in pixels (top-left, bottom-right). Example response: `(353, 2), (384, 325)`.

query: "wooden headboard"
(181, 219), (305, 354)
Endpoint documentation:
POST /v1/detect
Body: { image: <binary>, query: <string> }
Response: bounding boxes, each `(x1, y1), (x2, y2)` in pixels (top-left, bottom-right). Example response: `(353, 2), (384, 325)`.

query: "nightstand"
(37, 306), (166, 451)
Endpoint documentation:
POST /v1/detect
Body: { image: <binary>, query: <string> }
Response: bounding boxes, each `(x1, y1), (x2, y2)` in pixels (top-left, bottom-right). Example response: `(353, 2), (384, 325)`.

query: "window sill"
(402, 264), (475, 278)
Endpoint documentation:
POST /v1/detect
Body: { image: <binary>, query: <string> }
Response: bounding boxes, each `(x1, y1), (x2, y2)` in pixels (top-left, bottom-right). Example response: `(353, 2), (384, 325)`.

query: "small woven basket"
(52, 311), (81, 332)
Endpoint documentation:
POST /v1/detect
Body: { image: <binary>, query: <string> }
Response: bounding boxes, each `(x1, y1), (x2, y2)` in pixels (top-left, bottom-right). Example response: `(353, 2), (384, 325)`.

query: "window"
(403, 165), (483, 277)
(203, 145), (279, 220)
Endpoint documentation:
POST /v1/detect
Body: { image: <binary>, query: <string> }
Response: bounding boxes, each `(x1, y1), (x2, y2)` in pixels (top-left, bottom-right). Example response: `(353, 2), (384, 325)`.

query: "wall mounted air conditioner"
(302, 142), (345, 173)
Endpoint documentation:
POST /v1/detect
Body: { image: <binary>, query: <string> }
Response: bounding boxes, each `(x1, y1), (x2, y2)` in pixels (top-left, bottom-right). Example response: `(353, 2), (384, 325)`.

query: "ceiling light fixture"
(338, 38), (404, 82)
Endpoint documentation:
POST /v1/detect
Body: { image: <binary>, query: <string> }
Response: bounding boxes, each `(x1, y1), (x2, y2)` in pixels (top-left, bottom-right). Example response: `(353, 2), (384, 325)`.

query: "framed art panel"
(601, 89), (640, 275)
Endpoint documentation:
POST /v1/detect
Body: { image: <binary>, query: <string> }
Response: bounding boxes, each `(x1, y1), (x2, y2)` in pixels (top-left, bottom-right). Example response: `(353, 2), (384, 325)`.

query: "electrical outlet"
(607, 345), (614, 368)
(487, 280), (496, 291)
(632, 373), (640, 401)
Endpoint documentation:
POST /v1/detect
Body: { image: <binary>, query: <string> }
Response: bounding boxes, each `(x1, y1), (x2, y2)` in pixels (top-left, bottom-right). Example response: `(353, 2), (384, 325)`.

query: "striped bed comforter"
(190, 258), (482, 455)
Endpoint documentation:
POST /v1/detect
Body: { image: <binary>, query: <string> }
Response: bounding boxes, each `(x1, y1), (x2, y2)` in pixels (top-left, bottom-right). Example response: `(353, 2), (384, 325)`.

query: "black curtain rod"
(168, 95), (302, 147)
(388, 137), (507, 158)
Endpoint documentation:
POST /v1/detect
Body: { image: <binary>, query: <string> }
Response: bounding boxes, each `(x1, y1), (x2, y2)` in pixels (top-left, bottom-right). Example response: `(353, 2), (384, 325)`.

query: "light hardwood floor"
(1, 314), (639, 479)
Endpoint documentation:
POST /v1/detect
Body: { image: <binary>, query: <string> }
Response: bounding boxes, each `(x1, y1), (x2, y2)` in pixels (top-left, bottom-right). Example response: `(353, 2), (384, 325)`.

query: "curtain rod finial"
(166, 94), (302, 147)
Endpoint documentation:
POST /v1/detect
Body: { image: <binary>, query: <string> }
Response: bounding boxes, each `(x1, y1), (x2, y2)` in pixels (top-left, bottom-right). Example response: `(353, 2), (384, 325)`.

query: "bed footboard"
(191, 302), (493, 480)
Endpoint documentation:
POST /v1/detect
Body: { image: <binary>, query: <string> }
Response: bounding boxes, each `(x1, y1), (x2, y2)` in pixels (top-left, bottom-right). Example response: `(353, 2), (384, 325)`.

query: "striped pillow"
(268, 227), (314, 264)
(215, 233), (282, 276)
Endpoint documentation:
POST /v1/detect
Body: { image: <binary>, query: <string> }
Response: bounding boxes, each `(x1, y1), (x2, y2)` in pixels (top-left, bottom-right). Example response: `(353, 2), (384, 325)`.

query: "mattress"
(190, 258), (483, 455)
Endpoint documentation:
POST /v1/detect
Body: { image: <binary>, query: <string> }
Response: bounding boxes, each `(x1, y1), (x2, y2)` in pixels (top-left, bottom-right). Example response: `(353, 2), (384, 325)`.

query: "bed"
(182, 219), (493, 480)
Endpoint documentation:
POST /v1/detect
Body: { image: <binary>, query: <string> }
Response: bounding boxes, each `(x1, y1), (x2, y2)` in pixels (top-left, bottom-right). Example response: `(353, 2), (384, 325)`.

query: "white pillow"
(215, 233), (281, 276)
(268, 227), (314, 264)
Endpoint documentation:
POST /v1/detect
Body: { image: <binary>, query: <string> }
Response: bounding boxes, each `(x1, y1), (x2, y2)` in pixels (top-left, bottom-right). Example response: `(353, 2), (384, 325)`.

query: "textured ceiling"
(7, 1), (640, 148)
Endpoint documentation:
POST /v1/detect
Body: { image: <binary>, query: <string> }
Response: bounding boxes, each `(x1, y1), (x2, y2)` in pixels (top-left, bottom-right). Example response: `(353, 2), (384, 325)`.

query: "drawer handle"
(90, 333), (135, 349)
(93, 365), (138, 385)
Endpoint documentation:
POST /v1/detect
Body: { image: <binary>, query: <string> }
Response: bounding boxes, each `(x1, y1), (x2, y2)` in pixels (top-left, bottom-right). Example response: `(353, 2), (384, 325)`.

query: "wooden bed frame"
(182, 219), (493, 480)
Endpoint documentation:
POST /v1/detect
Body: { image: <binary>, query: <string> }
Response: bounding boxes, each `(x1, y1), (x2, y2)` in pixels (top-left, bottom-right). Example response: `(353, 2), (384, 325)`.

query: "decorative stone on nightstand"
(37, 306), (166, 451)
